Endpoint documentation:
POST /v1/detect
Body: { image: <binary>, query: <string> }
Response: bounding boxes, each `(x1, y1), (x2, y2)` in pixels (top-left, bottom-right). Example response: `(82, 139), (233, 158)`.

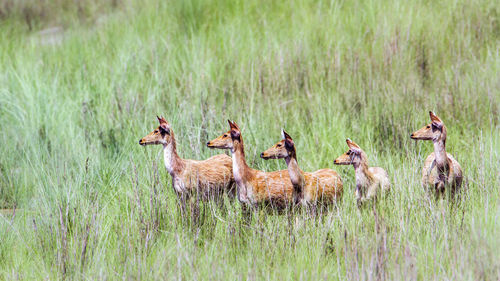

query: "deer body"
(261, 130), (343, 205)
(207, 121), (294, 209)
(334, 139), (390, 205)
(411, 111), (463, 195)
(140, 117), (234, 200)
(353, 163), (390, 204)
(421, 152), (462, 191)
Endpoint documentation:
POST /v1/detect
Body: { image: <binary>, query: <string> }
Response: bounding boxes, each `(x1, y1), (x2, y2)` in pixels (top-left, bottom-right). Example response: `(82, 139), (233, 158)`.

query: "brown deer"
(260, 130), (343, 206)
(206, 120), (294, 209)
(139, 116), (235, 203)
(334, 139), (390, 206)
(410, 111), (463, 196)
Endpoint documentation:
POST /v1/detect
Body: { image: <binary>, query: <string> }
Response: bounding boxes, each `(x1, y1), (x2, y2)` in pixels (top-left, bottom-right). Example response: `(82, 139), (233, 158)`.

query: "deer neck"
(231, 139), (250, 186)
(162, 134), (184, 175)
(353, 159), (374, 190)
(433, 137), (450, 179)
(285, 151), (305, 193)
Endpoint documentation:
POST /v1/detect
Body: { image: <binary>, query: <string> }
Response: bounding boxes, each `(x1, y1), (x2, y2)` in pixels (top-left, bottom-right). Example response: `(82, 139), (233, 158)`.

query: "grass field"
(0, 0), (499, 279)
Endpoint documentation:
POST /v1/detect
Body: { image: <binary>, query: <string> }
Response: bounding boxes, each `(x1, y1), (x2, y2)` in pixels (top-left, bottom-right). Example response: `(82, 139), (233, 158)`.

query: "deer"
(260, 129), (343, 207)
(334, 139), (390, 206)
(139, 116), (235, 206)
(206, 120), (294, 210)
(410, 111), (463, 196)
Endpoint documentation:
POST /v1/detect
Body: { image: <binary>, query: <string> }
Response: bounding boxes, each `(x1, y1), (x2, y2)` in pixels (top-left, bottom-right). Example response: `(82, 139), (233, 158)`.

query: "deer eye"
(426, 125), (430, 129)
(277, 144), (282, 147)
(154, 130), (159, 133)
(223, 134), (228, 137)
(346, 151), (351, 155)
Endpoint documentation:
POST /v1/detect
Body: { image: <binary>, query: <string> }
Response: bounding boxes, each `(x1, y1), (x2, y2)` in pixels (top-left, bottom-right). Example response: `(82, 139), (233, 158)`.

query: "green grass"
(0, 0), (498, 279)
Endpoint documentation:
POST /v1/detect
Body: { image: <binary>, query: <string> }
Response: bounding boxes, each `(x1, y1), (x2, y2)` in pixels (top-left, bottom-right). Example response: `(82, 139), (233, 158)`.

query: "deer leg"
(241, 203), (252, 225)
(452, 176), (463, 199)
(356, 198), (363, 209)
(215, 189), (228, 216)
(434, 180), (446, 200)
(227, 181), (237, 202)
(175, 190), (185, 215)
(308, 203), (318, 220)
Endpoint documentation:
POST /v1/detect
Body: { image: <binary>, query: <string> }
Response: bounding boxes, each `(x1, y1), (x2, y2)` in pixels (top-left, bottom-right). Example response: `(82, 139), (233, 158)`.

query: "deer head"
(261, 129), (294, 159)
(334, 138), (365, 166)
(410, 111), (447, 143)
(207, 120), (241, 150)
(139, 116), (173, 146)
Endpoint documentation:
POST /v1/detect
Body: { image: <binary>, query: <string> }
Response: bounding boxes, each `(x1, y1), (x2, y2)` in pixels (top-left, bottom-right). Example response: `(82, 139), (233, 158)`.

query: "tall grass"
(0, 0), (498, 279)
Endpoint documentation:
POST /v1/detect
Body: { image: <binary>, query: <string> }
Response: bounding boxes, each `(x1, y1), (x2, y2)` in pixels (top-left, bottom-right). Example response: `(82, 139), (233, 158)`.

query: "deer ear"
(351, 148), (361, 155)
(157, 115), (168, 124)
(159, 122), (170, 134)
(281, 129), (292, 141)
(230, 128), (240, 139)
(228, 120), (240, 131)
(346, 138), (361, 152)
(429, 111), (443, 127)
(284, 138), (294, 150)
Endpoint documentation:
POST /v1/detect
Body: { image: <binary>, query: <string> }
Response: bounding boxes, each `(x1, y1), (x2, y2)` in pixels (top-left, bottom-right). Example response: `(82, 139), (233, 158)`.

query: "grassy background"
(0, 0), (498, 279)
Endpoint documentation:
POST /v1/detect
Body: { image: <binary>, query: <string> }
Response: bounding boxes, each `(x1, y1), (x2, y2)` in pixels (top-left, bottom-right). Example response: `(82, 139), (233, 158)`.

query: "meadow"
(0, 0), (499, 279)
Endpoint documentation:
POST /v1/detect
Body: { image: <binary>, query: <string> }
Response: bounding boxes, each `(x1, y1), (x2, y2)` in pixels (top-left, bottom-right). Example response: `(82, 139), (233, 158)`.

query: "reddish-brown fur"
(260, 130), (343, 206)
(207, 121), (294, 209)
(139, 116), (235, 201)
(410, 111), (463, 195)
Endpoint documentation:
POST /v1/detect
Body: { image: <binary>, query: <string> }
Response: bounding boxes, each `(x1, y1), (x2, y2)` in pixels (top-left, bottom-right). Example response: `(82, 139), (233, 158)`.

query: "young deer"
(334, 139), (390, 206)
(206, 120), (294, 209)
(410, 111), (463, 195)
(139, 116), (235, 202)
(260, 130), (343, 206)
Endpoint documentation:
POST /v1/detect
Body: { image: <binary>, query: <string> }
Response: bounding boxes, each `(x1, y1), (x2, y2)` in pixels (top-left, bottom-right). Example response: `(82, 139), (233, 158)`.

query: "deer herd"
(139, 111), (463, 213)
